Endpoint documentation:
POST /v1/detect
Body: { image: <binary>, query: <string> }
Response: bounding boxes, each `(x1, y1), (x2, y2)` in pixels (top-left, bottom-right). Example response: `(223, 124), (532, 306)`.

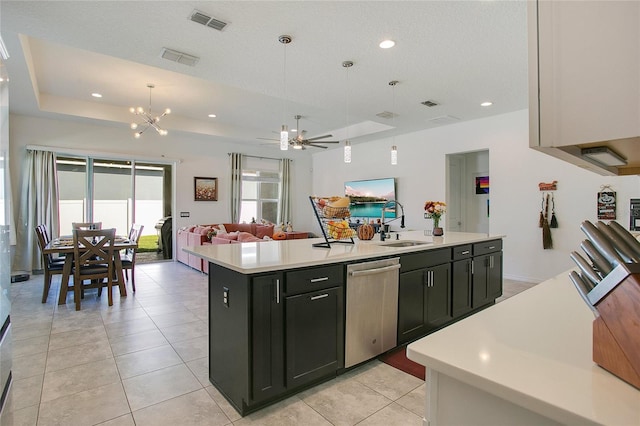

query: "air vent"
(189, 9), (227, 31)
(421, 100), (439, 107)
(429, 115), (460, 125)
(160, 48), (200, 67)
(376, 111), (398, 120)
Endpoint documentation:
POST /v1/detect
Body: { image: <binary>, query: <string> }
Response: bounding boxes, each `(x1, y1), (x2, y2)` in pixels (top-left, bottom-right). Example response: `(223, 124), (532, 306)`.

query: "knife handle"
(580, 239), (613, 276)
(570, 251), (601, 287)
(569, 271), (599, 317)
(607, 220), (640, 258)
(596, 221), (640, 263)
(580, 220), (624, 267)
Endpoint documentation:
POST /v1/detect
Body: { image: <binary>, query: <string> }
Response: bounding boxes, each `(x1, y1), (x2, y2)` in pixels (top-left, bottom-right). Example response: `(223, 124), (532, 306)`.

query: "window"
(240, 157), (281, 224)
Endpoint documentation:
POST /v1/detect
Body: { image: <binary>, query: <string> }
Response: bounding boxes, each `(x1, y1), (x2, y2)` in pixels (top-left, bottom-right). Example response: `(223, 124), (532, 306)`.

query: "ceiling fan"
(260, 115), (339, 149)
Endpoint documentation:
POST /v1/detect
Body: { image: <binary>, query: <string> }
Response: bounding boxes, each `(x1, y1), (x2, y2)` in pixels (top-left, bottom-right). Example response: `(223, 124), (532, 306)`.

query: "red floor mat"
(378, 346), (425, 380)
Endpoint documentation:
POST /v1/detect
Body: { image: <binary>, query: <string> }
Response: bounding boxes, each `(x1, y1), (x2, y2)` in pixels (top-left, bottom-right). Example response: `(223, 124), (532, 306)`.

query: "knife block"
(588, 264), (640, 389)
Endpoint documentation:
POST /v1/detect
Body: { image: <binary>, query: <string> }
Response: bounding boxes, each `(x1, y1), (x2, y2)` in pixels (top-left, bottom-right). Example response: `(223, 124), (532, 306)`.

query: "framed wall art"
(475, 176), (489, 194)
(194, 177), (218, 201)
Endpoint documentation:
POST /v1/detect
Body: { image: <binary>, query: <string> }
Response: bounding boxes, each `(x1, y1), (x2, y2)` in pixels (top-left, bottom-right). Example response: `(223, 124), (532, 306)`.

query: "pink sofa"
(177, 223), (275, 273)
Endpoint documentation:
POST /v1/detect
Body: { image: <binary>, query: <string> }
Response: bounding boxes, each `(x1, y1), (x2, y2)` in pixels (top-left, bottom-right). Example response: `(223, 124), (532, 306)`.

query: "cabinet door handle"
(490, 255), (494, 269)
(461, 250), (470, 255)
(275, 278), (280, 304)
(310, 293), (329, 301)
(310, 277), (329, 283)
(488, 246), (495, 250)
(471, 260), (474, 274)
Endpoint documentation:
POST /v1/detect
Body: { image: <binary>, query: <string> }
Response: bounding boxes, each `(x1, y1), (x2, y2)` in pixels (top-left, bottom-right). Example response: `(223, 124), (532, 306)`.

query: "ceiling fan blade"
(305, 134), (333, 142)
(306, 140), (339, 144)
(306, 143), (329, 149)
(257, 137), (279, 141)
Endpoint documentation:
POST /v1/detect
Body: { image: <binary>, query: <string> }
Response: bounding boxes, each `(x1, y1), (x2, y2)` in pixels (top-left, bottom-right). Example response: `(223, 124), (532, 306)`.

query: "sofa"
(177, 223), (306, 273)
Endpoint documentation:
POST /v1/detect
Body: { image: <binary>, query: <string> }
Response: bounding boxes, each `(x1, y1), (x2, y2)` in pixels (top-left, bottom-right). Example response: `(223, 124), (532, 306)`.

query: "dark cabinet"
(285, 286), (343, 390)
(452, 244), (473, 318)
(472, 240), (503, 308)
(251, 273), (285, 403)
(398, 248), (451, 344)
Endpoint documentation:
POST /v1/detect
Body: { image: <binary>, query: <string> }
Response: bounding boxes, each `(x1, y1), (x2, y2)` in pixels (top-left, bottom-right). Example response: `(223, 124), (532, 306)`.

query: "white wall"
(312, 110), (640, 283)
(8, 114), (315, 240)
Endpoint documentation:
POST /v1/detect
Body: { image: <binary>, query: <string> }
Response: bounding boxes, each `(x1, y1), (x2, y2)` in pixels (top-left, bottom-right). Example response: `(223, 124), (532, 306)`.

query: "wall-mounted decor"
(475, 176), (489, 194)
(194, 177), (217, 201)
(538, 180), (558, 191)
(597, 185), (616, 220)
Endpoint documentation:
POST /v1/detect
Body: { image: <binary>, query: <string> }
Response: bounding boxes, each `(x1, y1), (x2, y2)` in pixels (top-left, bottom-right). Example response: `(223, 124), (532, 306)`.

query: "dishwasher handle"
(349, 263), (401, 277)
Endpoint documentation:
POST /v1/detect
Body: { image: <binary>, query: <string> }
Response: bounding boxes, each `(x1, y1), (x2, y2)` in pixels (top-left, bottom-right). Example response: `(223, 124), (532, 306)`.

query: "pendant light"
(130, 84), (171, 138)
(279, 35), (291, 150)
(342, 60), (353, 163)
(389, 80), (398, 165)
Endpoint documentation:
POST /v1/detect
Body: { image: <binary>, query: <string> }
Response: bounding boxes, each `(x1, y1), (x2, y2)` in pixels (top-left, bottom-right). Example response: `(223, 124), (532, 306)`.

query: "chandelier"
(130, 84), (171, 138)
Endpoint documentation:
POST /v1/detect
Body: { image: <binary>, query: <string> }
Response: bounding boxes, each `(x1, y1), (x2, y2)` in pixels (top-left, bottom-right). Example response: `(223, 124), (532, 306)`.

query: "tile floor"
(1, 261), (536, 426)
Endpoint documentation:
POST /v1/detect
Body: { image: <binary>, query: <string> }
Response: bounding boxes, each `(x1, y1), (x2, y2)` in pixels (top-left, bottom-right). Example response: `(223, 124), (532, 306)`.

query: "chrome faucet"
(380, 200), (406, 231)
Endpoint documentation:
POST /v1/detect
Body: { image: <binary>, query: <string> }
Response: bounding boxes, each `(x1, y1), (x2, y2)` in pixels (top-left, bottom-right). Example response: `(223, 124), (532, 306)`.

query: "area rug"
(378, 346), (425, 380)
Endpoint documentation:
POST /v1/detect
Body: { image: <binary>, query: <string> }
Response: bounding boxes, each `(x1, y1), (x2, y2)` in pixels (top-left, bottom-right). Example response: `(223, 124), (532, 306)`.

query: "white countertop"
(407, 270), (640, 425)
(184, 230), (503, 274)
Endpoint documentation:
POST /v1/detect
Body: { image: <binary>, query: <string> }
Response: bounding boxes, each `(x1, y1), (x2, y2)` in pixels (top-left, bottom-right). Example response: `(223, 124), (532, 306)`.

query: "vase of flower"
(424, 200), (446, 236)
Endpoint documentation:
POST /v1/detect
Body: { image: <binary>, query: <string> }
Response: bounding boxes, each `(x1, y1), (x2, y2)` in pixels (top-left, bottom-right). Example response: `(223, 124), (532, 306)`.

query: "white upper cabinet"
(528, 0), (640, 175)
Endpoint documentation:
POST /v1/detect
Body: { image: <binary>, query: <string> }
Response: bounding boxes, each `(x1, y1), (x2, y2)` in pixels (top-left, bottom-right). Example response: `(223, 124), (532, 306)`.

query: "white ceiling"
(0, 0), (528, 150)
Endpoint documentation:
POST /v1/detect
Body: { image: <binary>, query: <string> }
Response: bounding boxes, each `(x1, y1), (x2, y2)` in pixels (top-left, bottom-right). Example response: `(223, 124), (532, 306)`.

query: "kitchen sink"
(375, 240), (432, 248)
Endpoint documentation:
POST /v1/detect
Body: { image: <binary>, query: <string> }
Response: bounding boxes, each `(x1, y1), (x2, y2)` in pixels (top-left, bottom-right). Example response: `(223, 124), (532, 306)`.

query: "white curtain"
(278, 158), (292, 225)
(12, 149), (59, 272)
(230, 153), (243, 223)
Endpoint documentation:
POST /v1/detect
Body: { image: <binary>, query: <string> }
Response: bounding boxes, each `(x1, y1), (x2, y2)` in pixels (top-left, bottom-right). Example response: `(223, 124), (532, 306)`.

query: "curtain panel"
(12, 150), (59, 272)
(229, 153), (243, 224)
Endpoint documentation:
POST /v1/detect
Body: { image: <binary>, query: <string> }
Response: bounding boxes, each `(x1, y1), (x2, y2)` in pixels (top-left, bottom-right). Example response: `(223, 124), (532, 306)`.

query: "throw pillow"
(238, 232), (263, 243)
(217, 231), (239, 240)
(255, 224), (274, 239)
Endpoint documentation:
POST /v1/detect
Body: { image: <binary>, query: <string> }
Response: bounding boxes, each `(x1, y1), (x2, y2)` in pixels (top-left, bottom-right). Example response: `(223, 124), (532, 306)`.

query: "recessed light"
(91, 93), (103, 98)
(208, 114), (217, 118)
(480, 101), (493, 107)
(379, 39), (395, 49)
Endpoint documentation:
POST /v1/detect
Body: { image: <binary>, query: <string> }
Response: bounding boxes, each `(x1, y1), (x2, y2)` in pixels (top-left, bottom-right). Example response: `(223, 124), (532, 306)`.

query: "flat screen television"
(345, 177), (396, 219)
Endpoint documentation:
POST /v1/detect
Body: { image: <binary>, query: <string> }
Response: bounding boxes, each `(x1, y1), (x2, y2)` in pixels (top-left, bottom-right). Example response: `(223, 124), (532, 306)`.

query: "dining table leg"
(58, 254), (73, 305)
(113, 252), (127, 298)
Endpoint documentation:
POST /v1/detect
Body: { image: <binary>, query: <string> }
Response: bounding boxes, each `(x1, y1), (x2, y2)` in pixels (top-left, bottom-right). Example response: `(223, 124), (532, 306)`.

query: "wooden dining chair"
(34, 225), (65, 303)
(71, 228), (116, 310)
(122, 223), (144, 292)
(72, 222), (103, 230)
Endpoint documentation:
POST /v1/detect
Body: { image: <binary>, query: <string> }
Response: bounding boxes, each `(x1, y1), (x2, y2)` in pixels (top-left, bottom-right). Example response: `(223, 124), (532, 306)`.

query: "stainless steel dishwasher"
(345, 257), (400, 368)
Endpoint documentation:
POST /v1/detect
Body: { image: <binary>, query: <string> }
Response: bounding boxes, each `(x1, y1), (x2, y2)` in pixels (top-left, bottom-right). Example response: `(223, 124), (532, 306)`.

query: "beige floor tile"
(159, 319), (207, 343)
(0, 404), (38, 426)
(104, 316), (158, 339)
(149, 310), (200, 329)
(396, 382), (426, 418)
(47, 324), (108, 351)
(12, 335), (49, 358)
(299, 376), (393, 426)
(37, 382), (130, 426)
(41, 357), (120, 402)
(45, 339), (113, 373)
(95, 414), (136, 426)
(186, 356), (210, 387)
(50, 311), (103, 334)
(357, 402), (423, 426)
(101, 307), (150, 324)
(115, 344), (183, 379)
(11, 321), (52, 341)
(132, 389), (230, 426)
(204, 386), (242, 422)
(109, 328), (168, 356)
(11, 351), (47, 380)
(351, 361), (424, 400)
(143, 304), (190, 317)
(172, 335), (208, 362)
(5, 375), (43, 412)
(122, 363), (202, 411)
(234, 396), (332, 426)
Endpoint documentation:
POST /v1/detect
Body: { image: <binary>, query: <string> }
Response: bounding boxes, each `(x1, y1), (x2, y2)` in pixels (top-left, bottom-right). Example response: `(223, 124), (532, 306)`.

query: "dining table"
(43, 235), (137, 306)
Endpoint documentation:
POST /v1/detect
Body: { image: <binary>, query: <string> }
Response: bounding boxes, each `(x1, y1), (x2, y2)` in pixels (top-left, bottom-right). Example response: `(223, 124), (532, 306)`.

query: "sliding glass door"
(93, 159), (132, 232)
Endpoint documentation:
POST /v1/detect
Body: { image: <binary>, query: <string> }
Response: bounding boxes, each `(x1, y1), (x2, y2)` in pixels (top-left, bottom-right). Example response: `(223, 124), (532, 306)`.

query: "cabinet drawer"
(285, 264), (344, 295)
(473, 239), (502, 256)
(400, 248), (451, 272)
(452, 244), (472, 260)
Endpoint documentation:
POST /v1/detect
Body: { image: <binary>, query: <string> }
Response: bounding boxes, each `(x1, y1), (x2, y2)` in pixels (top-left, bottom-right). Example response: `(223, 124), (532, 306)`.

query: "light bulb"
(129, 107), (135, 114)
(134, 132), (141, 139)
(159, 129), (168, 136)
(136, 106), (144, 114)
(280, 125), (289, 151)
(391, 145), (398, 165)
(164, 108), (171, 115)
(293, 144), (303, 150)
(344, 141), (352, 163)
(130, 123), (138, 130)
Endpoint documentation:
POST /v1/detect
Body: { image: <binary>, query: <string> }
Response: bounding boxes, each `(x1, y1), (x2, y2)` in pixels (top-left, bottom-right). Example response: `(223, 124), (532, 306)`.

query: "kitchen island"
(407, 270), (640, 426)
(185, 231), (505, 416)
